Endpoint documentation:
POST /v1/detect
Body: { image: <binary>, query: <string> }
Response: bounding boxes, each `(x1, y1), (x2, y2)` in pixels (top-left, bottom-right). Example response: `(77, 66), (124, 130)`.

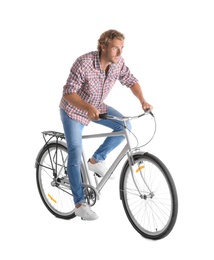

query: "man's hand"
(64, 93), (100, 120)
(141, 101), (153, 112)
(87, 105), (100, 120)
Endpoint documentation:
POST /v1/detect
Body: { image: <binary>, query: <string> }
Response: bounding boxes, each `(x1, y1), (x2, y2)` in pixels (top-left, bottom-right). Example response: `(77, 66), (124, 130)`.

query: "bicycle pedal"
(94, 172), (102, 178)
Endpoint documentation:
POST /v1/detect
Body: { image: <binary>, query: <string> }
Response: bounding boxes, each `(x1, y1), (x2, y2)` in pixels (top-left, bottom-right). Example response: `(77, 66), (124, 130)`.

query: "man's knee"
(115, 120), (131, 132)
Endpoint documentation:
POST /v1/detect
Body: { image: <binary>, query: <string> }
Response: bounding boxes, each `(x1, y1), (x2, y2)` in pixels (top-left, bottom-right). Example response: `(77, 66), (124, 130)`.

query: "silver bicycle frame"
(81, 124), (142, 195)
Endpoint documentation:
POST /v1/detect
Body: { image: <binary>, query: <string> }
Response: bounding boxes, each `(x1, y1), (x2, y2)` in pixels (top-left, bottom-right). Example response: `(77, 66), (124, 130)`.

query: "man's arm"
(130, 83), (153, 111)
(64, 93), (100, 120)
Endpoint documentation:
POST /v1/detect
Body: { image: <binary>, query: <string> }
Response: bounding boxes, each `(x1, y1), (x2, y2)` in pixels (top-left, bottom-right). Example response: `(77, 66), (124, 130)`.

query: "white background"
(1, 0), (214, 259)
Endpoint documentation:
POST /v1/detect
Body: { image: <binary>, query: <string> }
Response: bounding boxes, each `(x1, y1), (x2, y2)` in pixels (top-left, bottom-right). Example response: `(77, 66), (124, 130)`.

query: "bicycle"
(35, 110), (178, 240)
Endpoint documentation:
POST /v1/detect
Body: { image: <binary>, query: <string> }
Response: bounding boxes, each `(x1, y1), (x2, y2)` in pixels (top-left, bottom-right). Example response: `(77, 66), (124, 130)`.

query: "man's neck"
(99, 53), (111, 72)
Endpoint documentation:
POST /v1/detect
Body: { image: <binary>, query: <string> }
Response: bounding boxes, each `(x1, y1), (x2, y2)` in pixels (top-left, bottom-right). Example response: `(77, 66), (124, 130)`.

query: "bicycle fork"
(127, 152), (143, 197)
(124, 125), (151, 199)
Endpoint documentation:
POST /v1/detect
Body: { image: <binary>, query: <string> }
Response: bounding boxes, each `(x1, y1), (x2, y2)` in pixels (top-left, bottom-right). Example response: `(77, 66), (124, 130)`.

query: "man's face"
(102, 38), (124, 64)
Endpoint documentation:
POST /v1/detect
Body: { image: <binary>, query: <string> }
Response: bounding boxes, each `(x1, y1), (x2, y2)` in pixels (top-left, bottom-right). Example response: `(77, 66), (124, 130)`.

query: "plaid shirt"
(59, 51), (138, 125)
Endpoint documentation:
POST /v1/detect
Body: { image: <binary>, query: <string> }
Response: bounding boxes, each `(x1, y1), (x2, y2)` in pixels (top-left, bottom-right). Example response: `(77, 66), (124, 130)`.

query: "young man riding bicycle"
(59, 29), (153, 220)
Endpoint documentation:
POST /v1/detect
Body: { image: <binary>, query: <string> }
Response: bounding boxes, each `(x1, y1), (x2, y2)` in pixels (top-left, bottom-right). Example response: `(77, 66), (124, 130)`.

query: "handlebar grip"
(99, 113), (108, 120)
(145, 108), (154, 117)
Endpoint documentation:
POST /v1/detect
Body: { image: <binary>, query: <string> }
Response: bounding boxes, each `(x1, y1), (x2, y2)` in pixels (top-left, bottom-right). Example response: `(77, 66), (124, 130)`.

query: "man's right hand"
(64, 93), (100, 121)
(87, 105), (100, 121)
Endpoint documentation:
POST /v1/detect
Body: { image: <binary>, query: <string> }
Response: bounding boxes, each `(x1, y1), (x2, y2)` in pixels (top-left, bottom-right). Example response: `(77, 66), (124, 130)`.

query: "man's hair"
(97, 29), (125, 52)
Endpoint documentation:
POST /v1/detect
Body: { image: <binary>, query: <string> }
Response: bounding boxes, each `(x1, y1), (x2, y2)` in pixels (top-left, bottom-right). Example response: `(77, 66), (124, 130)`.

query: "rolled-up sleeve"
(63, 58), (85, 95)
(119, 61), (138, 88)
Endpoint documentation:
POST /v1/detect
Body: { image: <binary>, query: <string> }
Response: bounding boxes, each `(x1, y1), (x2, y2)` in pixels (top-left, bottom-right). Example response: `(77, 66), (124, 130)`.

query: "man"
(59, 29), (153, 220)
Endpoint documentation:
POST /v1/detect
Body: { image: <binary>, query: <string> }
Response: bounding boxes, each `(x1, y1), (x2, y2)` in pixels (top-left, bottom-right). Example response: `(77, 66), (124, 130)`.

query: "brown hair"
(97, 29), (125, 52)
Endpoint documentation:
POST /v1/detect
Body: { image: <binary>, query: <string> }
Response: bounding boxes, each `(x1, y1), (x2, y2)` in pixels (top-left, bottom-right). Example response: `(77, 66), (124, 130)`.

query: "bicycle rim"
(121, 153), (178, 239)
(36, 143), (75, 219)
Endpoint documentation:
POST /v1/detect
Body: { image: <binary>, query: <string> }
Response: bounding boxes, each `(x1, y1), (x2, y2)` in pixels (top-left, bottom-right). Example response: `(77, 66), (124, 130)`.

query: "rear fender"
(34, 140), (67, 168)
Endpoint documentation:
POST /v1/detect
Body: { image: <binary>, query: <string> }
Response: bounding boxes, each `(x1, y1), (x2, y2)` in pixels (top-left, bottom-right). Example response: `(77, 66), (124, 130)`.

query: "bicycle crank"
(82, 183), (100, 207)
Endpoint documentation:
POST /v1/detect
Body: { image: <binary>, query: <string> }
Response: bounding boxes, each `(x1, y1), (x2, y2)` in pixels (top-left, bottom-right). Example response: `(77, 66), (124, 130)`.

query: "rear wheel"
(36, 142), (75, 219)
(120, 153), (178, 240)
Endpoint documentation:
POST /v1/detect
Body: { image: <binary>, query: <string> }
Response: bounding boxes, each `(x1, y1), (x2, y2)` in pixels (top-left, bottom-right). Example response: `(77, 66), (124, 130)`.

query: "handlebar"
(99, 109), (154, 121)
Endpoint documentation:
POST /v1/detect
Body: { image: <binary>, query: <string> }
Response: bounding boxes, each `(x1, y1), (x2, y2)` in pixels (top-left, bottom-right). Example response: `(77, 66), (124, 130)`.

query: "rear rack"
(42, 131), (65, 145)
(42, 131), (65, 139)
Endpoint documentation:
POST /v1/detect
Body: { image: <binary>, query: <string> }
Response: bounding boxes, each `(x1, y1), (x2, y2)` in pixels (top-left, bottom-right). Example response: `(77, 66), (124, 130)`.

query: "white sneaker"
(88, 160), (108, 177)
(75, 203), (98, 221)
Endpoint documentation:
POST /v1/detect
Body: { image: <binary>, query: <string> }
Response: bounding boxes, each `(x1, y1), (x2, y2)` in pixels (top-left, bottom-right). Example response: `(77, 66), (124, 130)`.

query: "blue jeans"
(60, 106), (131, 205)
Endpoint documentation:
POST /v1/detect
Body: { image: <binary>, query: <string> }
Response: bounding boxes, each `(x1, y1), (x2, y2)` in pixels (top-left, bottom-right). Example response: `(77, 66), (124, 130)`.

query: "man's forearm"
(64, 93), (100, 120)
(130, 83), (145, 105)
(64, 93), (92, 112)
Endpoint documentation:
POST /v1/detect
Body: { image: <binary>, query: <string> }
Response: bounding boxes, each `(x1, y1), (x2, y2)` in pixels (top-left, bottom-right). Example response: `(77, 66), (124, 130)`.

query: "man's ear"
(101, 44), (106, 52)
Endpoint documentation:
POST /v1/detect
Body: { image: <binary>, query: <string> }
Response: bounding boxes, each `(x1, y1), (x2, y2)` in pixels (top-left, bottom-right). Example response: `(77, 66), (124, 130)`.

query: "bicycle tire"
(36, 142), (76, 219)
(120, 152), (178, 240)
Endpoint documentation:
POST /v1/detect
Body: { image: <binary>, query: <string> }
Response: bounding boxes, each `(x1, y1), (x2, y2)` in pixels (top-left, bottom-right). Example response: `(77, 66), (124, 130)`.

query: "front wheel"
(120, 152), (178, 240)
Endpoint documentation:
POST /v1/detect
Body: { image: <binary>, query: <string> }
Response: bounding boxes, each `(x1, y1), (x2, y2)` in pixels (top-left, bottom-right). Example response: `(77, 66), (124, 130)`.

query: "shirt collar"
(94, 51), (118, 71)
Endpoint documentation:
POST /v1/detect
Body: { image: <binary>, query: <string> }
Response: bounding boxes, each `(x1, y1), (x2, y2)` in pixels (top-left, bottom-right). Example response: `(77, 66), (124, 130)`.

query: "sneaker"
(75, 203), (98, 221)
(88, 160), (108, 177)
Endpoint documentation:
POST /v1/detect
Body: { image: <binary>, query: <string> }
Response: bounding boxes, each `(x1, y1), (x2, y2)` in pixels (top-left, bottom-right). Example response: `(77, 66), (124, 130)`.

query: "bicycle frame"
(82, 132), (128, 191)
(81, 121), (141, 196)
(36, 111), (153, 199)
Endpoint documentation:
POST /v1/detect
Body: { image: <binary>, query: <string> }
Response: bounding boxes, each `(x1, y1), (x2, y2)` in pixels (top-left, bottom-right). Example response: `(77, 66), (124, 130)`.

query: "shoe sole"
(95, 172), (115, 179)
(81, 217), (98, 221)
(94, 172), (102, 178)
(75, 212), (98, 221)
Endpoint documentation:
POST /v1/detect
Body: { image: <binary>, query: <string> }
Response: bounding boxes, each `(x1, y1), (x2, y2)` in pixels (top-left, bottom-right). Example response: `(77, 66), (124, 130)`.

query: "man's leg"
(60, 109), (85, 205)
(92, 106), (131, 161)
(60, 109), (98, 220)
(88, 106), (131, 175)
